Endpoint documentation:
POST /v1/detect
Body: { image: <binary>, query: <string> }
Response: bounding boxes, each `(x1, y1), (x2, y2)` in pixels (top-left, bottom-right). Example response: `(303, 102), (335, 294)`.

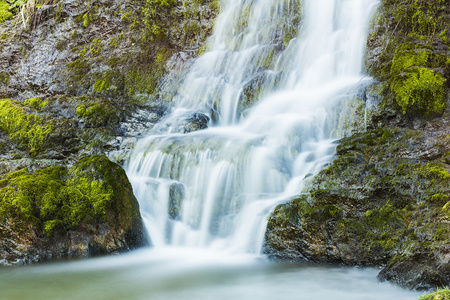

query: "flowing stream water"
(0, 0), (426, 299)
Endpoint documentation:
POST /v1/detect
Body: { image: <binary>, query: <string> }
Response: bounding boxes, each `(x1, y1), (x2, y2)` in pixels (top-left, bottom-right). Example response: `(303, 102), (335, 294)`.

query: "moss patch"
(0, 155), (139, 237)
(75, 100), (120, 128)
(389, 44), (448, 115)
(0, 1), (13, 24)
(419, 288), (450, 300)
(0, 99), (53, 156)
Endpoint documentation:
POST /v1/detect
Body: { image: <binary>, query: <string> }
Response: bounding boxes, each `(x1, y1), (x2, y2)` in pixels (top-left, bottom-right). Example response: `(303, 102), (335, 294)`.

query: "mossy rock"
(264, 125), (450, 289)
(0, 155), (149, 264)
(365, 0), (450, 121)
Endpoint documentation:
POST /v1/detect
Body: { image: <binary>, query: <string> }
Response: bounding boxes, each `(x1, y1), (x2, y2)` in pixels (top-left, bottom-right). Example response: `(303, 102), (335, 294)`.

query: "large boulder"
(0, 155), (149, 265)
(264, 122), (450, 290)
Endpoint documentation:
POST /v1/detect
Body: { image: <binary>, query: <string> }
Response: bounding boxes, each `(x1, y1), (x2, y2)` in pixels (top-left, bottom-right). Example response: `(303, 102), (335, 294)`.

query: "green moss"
(93, 78), (110, 92)
(415, 163), (450, 180)
(22, 97), (49, 111)
(433, 228), (449, 241)
(11, 152), (22, 159)
(428, 193), (449, 205)
(197, 43), (207, 56)
(419, 287), (450, 300)
(305, 204), (341, 222)
(390, 44), (447, 115)
(209, 0), (220, 13)
(0, 156), (140, 238)
(75, 102), (119, 127)
(124, 47), (173, 97)
(154, 0), (176, 6)
(391, 68), (447, 115)
(444, 151), (450, 164)
(0, 99), (53, 156)
(78, 8), (97, 28)
(89, 38), (102, 57)
(439, 29), (448, 44)
(67, 47), (89, 80)
(108, 37), (119, 48)
(0, 1), (13, 24)
(0, 159), (118, 236)
(76, 104), (86, 117)
(0, 71), (9, 85)
(391, 0), (447, 40)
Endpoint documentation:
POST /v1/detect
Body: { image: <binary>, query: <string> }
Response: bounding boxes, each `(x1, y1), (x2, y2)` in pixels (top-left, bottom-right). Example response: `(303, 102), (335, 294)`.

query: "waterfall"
(126, 0), (379, 255)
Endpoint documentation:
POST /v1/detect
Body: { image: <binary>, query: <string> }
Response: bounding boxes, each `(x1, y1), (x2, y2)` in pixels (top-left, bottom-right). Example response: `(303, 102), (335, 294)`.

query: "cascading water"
(126, 0), (379, 255)
(0, 1), (427, 299)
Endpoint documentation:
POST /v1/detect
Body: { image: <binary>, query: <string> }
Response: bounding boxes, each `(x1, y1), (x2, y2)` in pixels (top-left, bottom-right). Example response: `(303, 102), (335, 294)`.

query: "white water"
(127, 0), (378, 255)
(0, 248), (422, 300)
(0, 1), (427, 299)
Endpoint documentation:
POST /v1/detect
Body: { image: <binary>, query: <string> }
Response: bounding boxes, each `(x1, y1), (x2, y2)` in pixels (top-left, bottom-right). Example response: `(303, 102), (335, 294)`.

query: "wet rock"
(184, 112), (210, 133)
(0, 0), (217, 266)
(168, 183), (185, 220)
(264, 120), (450, 289)
(378, 248), (450, 290)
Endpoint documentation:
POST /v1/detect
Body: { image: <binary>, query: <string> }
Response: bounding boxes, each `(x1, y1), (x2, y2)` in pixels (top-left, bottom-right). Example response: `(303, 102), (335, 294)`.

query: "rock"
(184, 112), (210, 133)
(0, 0), (218, 266)
(378, 248), (450, 290)
(168, 183), (185, 220)
(265, 0), (450, 289)
(264, 122), (450, 289)
(0, 155), (150, 264)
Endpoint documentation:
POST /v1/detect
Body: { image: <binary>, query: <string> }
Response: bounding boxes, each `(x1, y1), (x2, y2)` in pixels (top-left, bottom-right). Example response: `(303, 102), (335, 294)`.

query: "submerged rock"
(168, 183), (185, 220)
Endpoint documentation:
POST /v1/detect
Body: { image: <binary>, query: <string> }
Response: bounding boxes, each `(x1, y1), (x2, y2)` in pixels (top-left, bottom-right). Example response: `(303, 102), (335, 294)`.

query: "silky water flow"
(0, 1), (425, 299)
(128, 0), (377, 253)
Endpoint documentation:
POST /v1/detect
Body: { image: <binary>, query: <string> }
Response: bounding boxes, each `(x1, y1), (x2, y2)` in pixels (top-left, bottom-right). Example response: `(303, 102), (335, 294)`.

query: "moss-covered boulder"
(0, 155), (148, 265)
(264, 122), (450, 289)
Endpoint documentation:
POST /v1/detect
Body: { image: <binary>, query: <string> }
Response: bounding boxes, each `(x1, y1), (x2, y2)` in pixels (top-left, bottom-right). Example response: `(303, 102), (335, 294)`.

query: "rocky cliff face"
(0, 0), (218, 264)
(0, 0), (218, 101)
(264, 0), (450, 290)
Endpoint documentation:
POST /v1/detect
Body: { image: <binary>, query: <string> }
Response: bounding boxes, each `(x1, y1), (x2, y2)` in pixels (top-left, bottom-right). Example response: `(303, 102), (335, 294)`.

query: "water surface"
(0, 248), (422, 300)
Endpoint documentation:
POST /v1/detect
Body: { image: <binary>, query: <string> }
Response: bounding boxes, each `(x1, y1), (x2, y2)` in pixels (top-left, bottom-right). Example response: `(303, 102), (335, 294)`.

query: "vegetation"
(0, 156), (135, 237)
(389, 43), (448, 115)
(0, 99), (53, 156)
(75, 101), (120, 127)
(420, 288), (450, 300)
(0, 1), (13, 23)
(367, 0), (449, 116)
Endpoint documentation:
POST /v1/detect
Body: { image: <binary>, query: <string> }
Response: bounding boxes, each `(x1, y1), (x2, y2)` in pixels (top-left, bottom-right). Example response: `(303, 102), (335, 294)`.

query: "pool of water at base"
(0, 247), (424, 300)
